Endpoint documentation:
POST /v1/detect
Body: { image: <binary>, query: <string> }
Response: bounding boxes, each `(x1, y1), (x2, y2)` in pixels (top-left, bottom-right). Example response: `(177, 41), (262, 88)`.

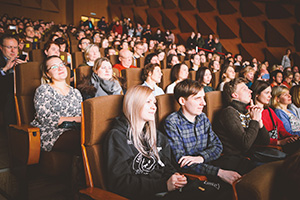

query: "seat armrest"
(255, 144), (283, 151)
(79, 187), (128, 200)
(183, 173), (207, 181)
(9, 124), (41, 165)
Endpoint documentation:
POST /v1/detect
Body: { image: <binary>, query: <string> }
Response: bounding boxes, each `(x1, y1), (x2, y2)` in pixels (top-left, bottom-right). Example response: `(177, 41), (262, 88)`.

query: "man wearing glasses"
(0, 34), (26, 133)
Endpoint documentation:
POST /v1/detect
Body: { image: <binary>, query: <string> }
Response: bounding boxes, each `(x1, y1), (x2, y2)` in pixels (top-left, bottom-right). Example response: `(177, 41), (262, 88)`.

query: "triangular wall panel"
(134, 0), (147, 6)
(123, 0), (134, 5)
(240, 0), (262, 17)
(239, 19), (262, 43)
(266, 3), (292, 19)
(179, 0), (195, 11)
(148, 0), (161, 8)
(196, 0), (214, 12)
(162, 0), (177, 9)
(265, 21), (292, 47)
(195, 14), (214, 35)
(41, 0), (59, 12)
(22, 0), (41, 9)
(177, 12), (194, 33)
(160, 11), (176, 30)
(146, 9), (160, 28)
(216, 16), (237, 39)
(217, 0), (237, 15)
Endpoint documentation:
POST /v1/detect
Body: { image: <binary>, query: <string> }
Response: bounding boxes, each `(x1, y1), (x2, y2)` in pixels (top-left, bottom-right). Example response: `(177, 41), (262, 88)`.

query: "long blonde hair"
(123, 85), (159, 160)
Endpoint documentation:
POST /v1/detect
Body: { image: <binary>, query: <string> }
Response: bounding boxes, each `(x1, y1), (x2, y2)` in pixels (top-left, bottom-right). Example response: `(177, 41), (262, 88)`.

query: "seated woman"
(292, 71), (300, 86)
(77, 57), (123, 100)
(288, 85), (300, 119)
(251, 80), (299, 154)
(105, 85), (187, 199)
(218, 64), (235, 91)
(141, 63), (164, 96)
(166, 54), (179, 68)
(166, 63), (189, 94)
(80, 44), (101, 67)
(281, 70), (293, 89)
(196, 66), (214, 93)
(240, 66), (255, 88)
(44, 41), (60, 57)
(271, 86), (300, 136)
(31, 56), (82, 153)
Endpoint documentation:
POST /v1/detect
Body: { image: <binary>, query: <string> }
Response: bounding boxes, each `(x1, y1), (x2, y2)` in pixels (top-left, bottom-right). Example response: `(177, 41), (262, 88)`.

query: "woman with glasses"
(30, 55), (82, 153)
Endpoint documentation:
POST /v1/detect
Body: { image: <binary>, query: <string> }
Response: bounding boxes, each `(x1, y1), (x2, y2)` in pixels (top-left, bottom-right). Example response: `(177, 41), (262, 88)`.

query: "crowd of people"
(1, 13), (300, 199)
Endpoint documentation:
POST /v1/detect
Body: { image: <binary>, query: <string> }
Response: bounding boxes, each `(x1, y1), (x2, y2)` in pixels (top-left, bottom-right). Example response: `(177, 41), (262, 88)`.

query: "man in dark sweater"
(213, 78), (270, 174)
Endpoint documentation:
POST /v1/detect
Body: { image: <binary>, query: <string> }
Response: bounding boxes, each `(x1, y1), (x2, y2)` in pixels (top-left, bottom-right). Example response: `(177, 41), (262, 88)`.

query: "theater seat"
(189, 70), (196, 80)
(29, 49), (44, 63)
(203, 90), (223, 123)
(8, 62), (74, 198)
(121, 68), (143, 89)
(80, 95), (127, 199)
(74, 65), (92, 88)
(72, 51), (84, 69)
(160, 68), (171, 92)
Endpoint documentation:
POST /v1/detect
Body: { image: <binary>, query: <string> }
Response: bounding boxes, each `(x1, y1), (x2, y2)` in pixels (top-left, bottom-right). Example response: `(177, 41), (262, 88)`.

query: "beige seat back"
(121, 68), (143, 90)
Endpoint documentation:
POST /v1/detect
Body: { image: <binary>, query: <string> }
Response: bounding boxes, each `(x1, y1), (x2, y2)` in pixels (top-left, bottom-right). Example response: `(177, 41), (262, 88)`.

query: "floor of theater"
(0, 125), (79, 200)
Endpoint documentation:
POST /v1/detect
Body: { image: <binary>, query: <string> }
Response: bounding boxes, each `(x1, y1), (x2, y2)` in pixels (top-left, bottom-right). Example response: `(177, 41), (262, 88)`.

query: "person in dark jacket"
(105, 85), (187, 199)
(213, 78), (270, 172)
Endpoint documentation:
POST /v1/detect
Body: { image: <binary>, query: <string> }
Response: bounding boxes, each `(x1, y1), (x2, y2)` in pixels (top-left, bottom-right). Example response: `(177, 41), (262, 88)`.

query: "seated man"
(213, 78), (270, 171)
(164, 79), (241, 187)
(113, 49), (136, 73)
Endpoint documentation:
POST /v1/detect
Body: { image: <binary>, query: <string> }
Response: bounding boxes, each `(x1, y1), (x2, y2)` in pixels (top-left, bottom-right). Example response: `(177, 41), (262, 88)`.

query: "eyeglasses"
(47, 62), (65, 71)
(3, 45), (18, 50)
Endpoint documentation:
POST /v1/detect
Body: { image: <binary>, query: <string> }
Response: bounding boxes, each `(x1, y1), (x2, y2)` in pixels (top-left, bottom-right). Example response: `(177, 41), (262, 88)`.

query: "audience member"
(113, 49), (136, 72)
(196, 67), (214, 93)
(141, 63), (164, 96)
(166, 63), (189, 94)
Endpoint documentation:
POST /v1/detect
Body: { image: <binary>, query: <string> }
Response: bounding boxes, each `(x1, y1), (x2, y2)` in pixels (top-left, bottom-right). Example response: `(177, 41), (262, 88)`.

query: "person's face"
(178, 64), (189, 80)
(212, 61), (220, 71)
(245, 71), (254, 82)
(158, 52), (165, 61)
(207, 53), (212, 59)
(149, 66), (162, 83)
(80, 39), (90, 50)
(203, 69), (212, 85)
(96, 60), (112, 80)
(257, 86), (272, 105)
(134, 44), (144, 55)
(225, 66), (236, 80)
(0, 38), (18, 59)
(25, 26), (34, 38)
(78, 32), (85, 40)
(274, 73), (283, 84)
(18, 40), (24, 50)
(278, 90), (292, 106)
(150, 56), (160, 65)
(120, 51), (133, 67)
(94, 34), (101, 43)
(46, 57), (67, 81)
(171, 56), (179, 66)
(88, 46), (101, 62)
(200, 55), (206, 63)
(237, 55), (242, 62)
(45, 44), (60, 57)
(293, 66), (299, 73)
(108, 49), (116, 56)
(140, 93), (157, 122)
(294, 72), (300, 82)
(102, 39), (109, 48)
(181, 89), (206, 117)
(193, 54), (200, 66)
(122, 42), (129, 50)
(233, 83), (252, 104)
(59, 43), (66, 52)
(285, 75), (293, 84)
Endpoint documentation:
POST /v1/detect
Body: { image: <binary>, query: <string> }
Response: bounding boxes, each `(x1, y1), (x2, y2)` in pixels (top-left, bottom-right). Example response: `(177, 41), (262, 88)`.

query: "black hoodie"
(105, 116), (176, 199)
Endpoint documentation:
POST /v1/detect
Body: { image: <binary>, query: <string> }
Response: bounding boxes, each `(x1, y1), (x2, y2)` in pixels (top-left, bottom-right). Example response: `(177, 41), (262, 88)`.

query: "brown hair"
(141, 63), (160, 81)
(174, 79), (203, 104)
(223, 77), (247, 105)
(290, 85), (300, 108)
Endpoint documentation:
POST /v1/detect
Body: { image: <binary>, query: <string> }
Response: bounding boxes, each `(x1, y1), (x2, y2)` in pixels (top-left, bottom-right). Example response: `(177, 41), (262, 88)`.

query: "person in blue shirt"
(164, 79), (241, 188)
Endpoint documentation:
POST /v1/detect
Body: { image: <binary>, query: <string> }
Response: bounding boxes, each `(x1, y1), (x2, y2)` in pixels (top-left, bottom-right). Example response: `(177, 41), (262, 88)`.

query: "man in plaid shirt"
(164, 79), (241, 185)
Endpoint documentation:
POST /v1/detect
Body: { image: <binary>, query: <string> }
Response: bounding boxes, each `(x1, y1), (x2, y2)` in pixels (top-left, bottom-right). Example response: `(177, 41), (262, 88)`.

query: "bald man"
(113, 49), (136, 73)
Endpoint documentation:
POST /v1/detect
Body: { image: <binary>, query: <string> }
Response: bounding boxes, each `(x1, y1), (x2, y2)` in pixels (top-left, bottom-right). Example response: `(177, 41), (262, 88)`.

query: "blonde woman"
(80, 44), (101, 67)
(240, 66), (255, 88)
(105, 85), (188, 199)
(271, 86), (300, 136)
(31, 56), (82, 153)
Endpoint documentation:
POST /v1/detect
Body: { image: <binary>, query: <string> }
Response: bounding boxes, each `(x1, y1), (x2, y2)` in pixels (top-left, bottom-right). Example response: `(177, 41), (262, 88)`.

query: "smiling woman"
(30, 55), (82, 153)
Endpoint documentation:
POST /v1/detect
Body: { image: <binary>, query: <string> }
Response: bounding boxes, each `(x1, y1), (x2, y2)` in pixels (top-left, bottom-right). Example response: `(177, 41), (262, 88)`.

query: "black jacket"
(105, 116), (176, 199)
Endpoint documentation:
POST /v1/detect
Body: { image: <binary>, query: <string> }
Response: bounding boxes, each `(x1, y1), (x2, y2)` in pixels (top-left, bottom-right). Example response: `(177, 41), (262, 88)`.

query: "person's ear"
(178, 97), (186, 106)
(44, 50), (48, 56)
(231, 92), (238, 99)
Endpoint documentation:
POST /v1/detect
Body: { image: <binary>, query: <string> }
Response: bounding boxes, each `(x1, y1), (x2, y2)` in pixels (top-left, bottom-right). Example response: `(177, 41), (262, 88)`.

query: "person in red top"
(269, 70), (283, 87)
(112, 20), (123, 35)
(113, 49), (136, 73)
(251, 80), (300, 154)
(281, 70), (293, 89)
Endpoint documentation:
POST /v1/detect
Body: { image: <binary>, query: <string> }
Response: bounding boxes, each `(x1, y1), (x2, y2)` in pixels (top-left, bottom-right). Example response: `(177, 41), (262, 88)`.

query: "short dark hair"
(270, 70), (283, 84)
(223, 77), (247, 104)
(174, 79), (203, 104)
(144, 53), (157, 66)
(0, 34), (18, 46)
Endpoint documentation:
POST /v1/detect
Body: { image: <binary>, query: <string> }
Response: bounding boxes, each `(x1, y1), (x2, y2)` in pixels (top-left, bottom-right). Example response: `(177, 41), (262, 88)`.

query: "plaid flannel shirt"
(164, 109), (223, 176)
